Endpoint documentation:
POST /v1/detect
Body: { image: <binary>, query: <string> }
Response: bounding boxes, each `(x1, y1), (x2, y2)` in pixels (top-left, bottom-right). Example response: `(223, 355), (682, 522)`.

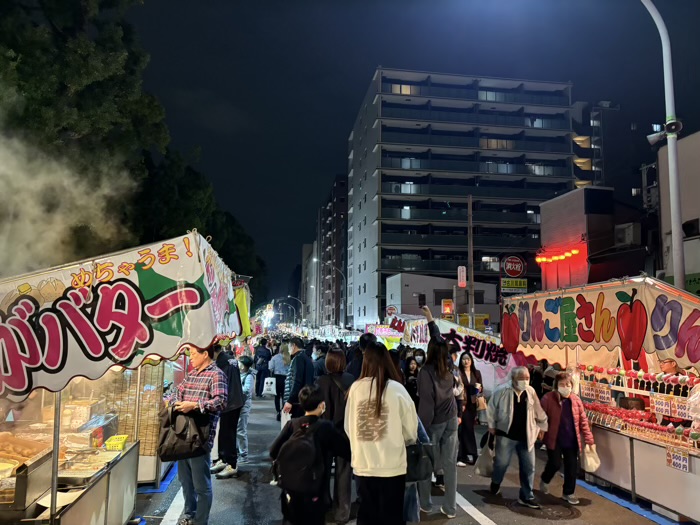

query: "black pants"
(218, 407), (241, 467)
(281, 491), (326, 525)
(255, 368), (269, 397)
(541, 446), (579, 496)
(458, 408), (478, 461)
(356, 474), (406, 525)
(274, 374), (286, 413)
(333, 456), (352, 523)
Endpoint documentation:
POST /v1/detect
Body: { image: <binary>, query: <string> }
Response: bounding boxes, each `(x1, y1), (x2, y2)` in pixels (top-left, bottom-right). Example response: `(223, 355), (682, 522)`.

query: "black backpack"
(274, 420), (325, 495)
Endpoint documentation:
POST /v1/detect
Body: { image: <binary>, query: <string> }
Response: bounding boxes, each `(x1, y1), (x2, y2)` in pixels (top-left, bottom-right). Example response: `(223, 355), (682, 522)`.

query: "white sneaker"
(215, 465), (238, 479)
(457, 461), (468, 467)
(440, 506), (457, 519)
(563, 494), (580, 505)
(210, 461), (226, 474)
(539, 479), (549, 495)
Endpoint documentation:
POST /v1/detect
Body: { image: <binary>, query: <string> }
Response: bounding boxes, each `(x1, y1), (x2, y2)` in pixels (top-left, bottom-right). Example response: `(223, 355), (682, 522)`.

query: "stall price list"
(580, 381), (612, 403)
(650, 393), (689, 420)
(666, 446), (690, 473)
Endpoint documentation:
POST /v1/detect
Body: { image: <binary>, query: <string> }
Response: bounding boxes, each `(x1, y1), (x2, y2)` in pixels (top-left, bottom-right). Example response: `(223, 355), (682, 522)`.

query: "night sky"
(129, 0), (700, 298)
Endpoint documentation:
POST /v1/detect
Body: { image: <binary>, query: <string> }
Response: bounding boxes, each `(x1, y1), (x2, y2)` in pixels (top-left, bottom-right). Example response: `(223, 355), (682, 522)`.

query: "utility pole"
(468, 194), (475, 329)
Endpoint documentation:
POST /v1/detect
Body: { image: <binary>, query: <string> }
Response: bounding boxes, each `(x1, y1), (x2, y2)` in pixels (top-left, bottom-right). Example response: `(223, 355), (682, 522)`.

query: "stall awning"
(502, 276), (700, 373)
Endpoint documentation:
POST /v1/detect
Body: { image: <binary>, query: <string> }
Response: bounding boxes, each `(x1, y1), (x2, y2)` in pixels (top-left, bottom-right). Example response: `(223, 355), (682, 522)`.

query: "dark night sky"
(128, 0), (700, 299)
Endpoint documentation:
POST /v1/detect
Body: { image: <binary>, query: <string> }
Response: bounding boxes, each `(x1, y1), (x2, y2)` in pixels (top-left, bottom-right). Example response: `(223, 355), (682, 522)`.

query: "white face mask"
(513, 380), (528, 391)
(415, 356), (424, 364)
(558, 386), (572, 398)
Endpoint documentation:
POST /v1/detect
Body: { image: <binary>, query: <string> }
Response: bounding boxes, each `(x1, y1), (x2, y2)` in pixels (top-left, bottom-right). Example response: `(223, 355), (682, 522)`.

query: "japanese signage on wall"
(0, 233), (240, 402)
(501, 278), (528, 294)
(502, 277), (700, 371)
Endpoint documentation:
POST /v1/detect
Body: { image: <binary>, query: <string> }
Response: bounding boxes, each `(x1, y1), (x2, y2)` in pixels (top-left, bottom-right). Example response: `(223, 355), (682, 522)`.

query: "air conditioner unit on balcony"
(614, 223), (641, 247)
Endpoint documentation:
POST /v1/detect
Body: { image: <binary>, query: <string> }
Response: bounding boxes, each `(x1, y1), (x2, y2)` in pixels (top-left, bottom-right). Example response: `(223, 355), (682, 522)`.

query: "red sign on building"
(502, 256), (526, 278)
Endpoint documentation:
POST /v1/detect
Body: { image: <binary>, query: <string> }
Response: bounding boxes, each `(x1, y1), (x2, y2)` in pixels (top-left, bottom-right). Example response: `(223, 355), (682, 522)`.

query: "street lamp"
(640, 0), (685, 290)
(324, 261), (348, 329)
(280, 303), (297, 325)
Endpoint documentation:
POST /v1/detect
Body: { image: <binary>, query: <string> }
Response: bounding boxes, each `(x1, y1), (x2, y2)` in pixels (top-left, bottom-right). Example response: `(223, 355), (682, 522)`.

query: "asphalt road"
(135, 397), (660, 525)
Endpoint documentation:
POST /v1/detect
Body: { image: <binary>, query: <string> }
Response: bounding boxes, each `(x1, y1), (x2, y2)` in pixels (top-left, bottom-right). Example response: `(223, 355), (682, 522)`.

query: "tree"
(0, 0), (268, 298)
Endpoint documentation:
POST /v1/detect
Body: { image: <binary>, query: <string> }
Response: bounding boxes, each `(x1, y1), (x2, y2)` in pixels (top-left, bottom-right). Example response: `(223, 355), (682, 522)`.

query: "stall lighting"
(537, 247), (583, 263)
(565, 252), (572, 258)
(571, 249), (580, 255)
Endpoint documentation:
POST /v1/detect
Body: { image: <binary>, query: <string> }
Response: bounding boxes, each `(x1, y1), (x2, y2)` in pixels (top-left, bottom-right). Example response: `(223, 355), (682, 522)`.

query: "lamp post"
(280, 303), (297, 325)
(640, 0), (685, 290)
(286, 295), (304, 319)
(325, 261), (348, 329)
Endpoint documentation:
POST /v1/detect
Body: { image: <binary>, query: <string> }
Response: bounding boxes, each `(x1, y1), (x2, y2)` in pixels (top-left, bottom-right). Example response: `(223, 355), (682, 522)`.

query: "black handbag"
(157, 405), (212, 462)
(405, 441), (434, 482)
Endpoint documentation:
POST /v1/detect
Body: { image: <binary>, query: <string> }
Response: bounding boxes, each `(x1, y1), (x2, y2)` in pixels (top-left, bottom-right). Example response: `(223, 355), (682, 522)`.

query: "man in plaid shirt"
(169, 342), (227, 525)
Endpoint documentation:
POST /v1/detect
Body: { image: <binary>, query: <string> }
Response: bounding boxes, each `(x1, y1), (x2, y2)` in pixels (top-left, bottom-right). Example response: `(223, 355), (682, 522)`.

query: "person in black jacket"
(457, 351), (483, 466)
(316, 349), (354, 524)
(254, 338), (273, 398)
(270, 385), (351, 525)
(404, 356), (420, 407)
(344, 333), (377, 380)
(283, 337), (315, 418)
(211, 343), (245, 479)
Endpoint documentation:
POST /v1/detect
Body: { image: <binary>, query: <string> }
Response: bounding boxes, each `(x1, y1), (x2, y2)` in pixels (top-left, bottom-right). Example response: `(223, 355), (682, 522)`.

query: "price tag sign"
(671, 398), (689, 420)
(597, 383), (612, 404)
(580, 381), (596, 400)
(651, 393), (672, 416)
(666, 446), (690, 473)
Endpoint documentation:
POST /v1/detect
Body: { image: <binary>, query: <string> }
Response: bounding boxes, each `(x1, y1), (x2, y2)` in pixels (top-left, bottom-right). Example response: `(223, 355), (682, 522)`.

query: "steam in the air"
(0, 134), (135, 279)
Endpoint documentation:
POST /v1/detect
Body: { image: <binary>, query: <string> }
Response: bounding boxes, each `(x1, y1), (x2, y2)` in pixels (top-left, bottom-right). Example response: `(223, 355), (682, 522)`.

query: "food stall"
(383, 314), (521, 397)
(502, 276), (700, 522)
(0, 232), (245, 524)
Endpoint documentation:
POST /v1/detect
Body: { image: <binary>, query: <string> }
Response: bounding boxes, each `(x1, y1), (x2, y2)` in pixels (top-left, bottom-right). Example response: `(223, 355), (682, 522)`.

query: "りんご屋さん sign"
(0, 233), (251, 402)
(501, 276), (700, 372)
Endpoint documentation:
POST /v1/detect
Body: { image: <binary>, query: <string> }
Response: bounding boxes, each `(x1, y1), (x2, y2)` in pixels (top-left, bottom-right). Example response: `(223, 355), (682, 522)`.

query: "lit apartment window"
(482, 256), (499, 272)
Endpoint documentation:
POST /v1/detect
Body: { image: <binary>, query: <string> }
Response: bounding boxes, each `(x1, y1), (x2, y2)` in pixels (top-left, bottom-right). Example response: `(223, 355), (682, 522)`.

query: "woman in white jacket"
(345, 341), (418, 525)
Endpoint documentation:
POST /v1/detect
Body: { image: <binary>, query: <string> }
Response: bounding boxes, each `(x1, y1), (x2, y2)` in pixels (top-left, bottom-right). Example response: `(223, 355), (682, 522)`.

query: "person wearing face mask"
(487, 366), (548, 509)
(413, 348), (426, 368)
(539, 372), (594, 505)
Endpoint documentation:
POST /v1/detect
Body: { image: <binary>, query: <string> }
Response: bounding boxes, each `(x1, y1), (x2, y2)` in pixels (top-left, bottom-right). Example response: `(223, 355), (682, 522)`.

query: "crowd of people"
(167, 306), (598, 525)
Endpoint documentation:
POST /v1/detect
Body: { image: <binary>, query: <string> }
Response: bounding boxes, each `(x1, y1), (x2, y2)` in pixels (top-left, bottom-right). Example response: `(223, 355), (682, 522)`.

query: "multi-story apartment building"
(347, 67), (591, 329)
(318, 175), (348, 327)
(300, 242), (318, 326)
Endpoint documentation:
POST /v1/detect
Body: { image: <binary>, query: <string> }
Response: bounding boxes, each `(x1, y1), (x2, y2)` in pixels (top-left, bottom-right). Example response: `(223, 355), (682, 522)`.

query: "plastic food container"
(104, 435), (128, 451)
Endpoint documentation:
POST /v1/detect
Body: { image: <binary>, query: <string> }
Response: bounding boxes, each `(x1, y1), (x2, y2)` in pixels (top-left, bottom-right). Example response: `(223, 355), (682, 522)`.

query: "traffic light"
(441, 299), (454, 315)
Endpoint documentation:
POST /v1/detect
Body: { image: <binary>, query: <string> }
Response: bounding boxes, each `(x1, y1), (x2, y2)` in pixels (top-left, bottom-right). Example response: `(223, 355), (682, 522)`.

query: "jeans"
(333, 456), (352, 522)
(178, 454), (212, 525)
(492, 436), (535, 501)
(237, 408), (250, 458)
(542, 446), (579, 496)
(418, 417), (458, 515)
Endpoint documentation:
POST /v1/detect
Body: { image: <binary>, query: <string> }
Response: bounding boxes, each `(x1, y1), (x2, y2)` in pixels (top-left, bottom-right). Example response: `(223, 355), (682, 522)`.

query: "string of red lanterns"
(536, 248), (580, 264)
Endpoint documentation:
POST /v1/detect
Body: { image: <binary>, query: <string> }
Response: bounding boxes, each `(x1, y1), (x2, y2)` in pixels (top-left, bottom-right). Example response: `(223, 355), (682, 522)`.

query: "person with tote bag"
(539, 372), (595, 505)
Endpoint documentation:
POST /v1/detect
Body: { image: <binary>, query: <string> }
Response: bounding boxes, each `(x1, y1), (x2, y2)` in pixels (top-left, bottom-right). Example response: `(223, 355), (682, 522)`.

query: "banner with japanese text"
(0, 233), (228, 402)
(502, 276), (700, 372)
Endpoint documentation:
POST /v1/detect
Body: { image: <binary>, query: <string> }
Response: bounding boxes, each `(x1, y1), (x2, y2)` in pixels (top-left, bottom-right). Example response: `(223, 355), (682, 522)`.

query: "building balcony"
(381, 232), (541, 250)
(380, 156), (571, 178)
(381, 131), (571, 154)
(381, 207), (540, 225)
(380, 258), (539, 275)
(381, 106), (570, 131)
(381, 83), (570, 107)
(380, 182), (558, 202)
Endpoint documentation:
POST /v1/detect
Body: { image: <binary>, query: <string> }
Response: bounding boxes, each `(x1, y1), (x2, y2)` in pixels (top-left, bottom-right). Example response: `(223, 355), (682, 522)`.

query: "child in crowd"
(238, 355), (255, 463)
(270, 385), (350, 525)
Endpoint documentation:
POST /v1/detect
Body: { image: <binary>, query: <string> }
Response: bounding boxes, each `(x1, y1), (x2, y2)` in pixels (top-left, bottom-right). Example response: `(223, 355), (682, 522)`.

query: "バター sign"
(0, 233), (241, 402)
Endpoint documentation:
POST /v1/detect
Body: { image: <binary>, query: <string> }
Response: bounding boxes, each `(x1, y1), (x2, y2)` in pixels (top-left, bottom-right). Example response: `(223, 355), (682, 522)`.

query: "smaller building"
(300, 242), (318, 326)
(658, 131), (700, 294)
(385, 273), (499, 329)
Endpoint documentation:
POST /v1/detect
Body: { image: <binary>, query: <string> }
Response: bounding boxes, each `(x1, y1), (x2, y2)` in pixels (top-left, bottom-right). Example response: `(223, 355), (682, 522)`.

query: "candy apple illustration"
(616, 288), (647, 361)
(502, 304), (520, 353)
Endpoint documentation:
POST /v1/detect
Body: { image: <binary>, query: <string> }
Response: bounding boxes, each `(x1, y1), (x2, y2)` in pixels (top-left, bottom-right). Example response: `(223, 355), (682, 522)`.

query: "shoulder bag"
(157, 405), (212, 462)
